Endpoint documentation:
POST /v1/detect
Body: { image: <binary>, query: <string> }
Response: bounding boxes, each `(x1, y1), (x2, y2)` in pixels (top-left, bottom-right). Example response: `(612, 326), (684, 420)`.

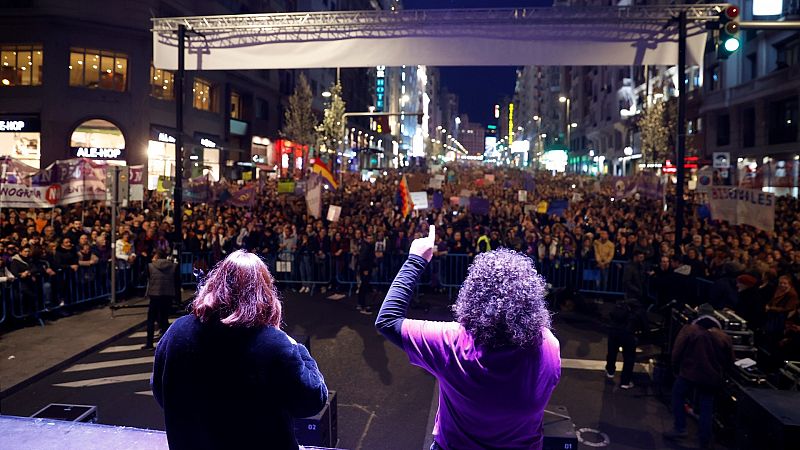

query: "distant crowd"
(0, 164), (798, 358)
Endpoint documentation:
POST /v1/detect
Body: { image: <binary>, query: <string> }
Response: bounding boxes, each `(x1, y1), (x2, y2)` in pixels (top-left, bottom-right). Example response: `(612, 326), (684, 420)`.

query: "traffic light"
(717, 5), (740, 60)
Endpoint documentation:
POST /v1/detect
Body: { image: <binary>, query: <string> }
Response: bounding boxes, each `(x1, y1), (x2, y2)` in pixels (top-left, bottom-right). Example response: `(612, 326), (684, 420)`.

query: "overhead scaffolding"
(151, 3), (737, 260)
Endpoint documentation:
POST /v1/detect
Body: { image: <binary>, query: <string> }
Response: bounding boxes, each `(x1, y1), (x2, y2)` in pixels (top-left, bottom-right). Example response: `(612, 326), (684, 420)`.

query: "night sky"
(402, 0), (553, 126)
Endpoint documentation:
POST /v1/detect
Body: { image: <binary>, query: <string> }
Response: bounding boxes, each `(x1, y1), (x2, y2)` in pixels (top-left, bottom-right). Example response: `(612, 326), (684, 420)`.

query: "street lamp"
(559, 96), (572, 152)
(321, 91), (332, 98)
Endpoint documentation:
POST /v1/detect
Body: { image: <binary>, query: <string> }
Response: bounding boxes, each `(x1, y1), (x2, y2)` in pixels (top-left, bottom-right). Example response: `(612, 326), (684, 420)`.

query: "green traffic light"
(724, 38), (740, 52)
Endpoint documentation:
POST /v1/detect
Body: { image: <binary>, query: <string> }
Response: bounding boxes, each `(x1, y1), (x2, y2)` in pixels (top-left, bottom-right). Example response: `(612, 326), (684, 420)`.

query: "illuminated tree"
(316, 80), (347, 159)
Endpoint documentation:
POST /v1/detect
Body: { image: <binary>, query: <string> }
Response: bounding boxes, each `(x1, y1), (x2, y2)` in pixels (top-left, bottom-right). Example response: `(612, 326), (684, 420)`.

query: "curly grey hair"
(453, 248), (551, 348)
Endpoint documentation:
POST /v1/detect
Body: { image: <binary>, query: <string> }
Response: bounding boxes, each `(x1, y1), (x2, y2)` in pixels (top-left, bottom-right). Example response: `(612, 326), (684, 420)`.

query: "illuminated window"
(69, 48), (127, 92)
(0, 45), (43, 87)
(193, 77), (213, 111)
(230, 91), (242, 119)
(150, 64), (174, 99)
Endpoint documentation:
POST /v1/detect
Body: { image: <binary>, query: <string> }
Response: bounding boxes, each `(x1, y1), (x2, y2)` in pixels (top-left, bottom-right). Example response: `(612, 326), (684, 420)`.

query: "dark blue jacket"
(152, 315), (327, 450)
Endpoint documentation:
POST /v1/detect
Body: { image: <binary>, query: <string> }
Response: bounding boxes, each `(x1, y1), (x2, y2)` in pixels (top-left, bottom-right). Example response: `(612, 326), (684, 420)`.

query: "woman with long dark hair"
(376, 225), (561, 449)
(151, 250), (327, 450)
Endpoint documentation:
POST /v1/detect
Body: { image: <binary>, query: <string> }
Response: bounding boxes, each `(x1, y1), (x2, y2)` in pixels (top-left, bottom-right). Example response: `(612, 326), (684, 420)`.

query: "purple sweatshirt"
(376, 255), (561, 449)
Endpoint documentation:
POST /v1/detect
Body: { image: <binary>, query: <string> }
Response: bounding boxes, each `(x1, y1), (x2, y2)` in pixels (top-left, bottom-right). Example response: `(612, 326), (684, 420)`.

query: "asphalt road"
(1, 289), (718, 449)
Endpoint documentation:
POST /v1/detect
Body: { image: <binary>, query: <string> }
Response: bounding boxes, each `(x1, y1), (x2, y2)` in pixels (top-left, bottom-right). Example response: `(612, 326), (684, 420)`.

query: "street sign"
(713, 152), (731, 169)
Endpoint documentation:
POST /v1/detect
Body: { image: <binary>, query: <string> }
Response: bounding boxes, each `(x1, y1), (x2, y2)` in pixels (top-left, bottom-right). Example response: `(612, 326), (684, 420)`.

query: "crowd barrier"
(0, 262), (130, 327)
(1, 249), (719, 327)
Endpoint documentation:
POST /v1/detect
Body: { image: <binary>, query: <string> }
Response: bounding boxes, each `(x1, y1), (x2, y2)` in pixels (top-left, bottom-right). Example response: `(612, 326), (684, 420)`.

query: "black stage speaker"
(295, 390), (337, 447)
(735, 388), (800, 449)
(542, 405), (578, 450)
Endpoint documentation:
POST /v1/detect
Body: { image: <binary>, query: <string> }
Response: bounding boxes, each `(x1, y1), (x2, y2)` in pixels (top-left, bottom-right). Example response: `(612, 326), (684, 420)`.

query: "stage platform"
(0, 415), (342, 450)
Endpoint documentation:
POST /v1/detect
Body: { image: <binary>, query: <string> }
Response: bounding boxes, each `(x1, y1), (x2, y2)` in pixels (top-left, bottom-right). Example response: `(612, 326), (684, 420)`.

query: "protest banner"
(708, 187), (775, 231)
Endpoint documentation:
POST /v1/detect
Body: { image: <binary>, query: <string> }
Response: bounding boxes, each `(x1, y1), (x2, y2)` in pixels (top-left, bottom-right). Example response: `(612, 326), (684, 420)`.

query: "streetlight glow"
(559, 96), (567, 103)
(321, 91), (332, 98)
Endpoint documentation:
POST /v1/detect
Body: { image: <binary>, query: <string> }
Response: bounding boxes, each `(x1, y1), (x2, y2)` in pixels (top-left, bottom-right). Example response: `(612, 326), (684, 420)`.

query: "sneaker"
(619, 382), (634, 389)
(605, 370), (615, 379)
(662, 429), (688, 440)
(359, 307), (372, 315)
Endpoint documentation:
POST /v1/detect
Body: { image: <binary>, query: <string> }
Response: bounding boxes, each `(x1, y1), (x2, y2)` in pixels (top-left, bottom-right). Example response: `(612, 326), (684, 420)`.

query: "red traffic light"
(725, 6), (739, 19)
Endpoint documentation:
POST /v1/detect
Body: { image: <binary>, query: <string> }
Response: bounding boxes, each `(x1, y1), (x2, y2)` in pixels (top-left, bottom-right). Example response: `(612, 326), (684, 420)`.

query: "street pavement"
(0, 288), (722, 449)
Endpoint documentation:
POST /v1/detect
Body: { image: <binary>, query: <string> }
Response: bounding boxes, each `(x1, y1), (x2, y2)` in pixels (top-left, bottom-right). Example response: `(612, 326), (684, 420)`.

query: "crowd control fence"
(1, 250), (719, 328)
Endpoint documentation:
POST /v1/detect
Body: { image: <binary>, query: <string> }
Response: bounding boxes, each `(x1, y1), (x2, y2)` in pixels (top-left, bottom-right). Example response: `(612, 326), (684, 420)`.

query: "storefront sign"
(71, 147), (124, 160)
(0, 117), (40, 133)
(200, 138), (217, 148)
(375, 65), (386, 111)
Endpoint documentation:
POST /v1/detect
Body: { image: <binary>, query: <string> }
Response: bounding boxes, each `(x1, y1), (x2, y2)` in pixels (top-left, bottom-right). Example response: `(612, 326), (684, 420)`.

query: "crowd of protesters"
(0, 164), (798, 359)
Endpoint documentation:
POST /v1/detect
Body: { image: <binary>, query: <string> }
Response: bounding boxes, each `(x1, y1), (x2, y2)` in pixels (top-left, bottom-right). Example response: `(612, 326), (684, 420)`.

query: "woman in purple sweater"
(376, 225), (561, 450)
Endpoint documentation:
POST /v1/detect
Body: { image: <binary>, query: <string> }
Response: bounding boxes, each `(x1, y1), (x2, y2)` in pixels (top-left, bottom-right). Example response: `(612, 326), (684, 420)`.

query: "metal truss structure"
(152, 5), (732, 46)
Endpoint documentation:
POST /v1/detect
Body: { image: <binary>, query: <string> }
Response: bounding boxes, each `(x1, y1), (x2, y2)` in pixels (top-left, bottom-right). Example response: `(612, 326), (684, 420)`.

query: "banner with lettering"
(708, 187), (775, 231)
(0, 184), (56, 208)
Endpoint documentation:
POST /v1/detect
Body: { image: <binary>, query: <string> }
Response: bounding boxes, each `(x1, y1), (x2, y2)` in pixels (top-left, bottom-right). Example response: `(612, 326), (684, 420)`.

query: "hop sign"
(45, 184), (62, 206)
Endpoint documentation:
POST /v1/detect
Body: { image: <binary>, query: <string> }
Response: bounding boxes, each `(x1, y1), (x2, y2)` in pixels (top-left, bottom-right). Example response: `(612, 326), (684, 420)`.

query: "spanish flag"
(397, 174), (414, 217)
(311, 159), (338, 189)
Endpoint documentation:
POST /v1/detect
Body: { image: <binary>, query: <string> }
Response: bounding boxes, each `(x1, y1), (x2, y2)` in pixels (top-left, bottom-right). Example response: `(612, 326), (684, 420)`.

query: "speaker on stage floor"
(735, 388), (800, 449)
(295, 390), (337, 447)
(542, 405), (578, 450)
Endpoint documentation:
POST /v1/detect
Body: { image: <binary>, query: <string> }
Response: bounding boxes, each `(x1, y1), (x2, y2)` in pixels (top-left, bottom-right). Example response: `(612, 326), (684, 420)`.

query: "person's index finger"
(428, 224), (435, 240)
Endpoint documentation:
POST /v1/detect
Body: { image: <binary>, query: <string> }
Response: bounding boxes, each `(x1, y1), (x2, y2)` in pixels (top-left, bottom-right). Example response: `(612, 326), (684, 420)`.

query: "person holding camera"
(142, 250), (177, 350)
(375, 225), (561, 449)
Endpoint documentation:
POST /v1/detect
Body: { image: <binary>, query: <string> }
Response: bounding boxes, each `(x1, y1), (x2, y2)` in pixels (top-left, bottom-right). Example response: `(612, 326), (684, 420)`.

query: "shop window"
(193, 78), (213, 111)
(69, 48), (127, 92)
(0, 45), (43, 87)
(150, 64), (174, 100)
(230, 91), (241, 119)
(70, 119), (126, 160)
(769, 97), (799, 145)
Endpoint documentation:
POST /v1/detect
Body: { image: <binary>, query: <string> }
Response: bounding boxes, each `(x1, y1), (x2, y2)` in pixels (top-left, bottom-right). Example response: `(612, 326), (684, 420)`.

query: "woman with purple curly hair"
(376, 225), (561, 450)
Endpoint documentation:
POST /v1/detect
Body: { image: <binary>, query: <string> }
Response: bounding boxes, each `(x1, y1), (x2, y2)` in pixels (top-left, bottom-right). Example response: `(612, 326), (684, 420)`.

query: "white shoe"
(620, 382), (634, 389)
(605, 370), (615, 379)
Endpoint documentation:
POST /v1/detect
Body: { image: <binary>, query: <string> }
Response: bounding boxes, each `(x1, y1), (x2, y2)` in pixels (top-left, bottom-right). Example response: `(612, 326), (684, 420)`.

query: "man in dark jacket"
(143, 250), (178, 349)
(357, 234), (376, 314)
(605, 300), (638, 389)
(622, 250), (647, 303)
(9, 247), (42, 313)
(665, 303), (734, 448)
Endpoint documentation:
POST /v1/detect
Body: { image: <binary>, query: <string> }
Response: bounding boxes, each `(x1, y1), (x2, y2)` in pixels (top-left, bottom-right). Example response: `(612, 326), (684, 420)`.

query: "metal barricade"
(270, 251), (332, 293)
(0, 281), (9, 325)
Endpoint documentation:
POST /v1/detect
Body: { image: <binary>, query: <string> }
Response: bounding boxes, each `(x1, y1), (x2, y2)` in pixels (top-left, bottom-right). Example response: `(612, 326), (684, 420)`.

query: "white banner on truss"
(154, 24), (707, 70)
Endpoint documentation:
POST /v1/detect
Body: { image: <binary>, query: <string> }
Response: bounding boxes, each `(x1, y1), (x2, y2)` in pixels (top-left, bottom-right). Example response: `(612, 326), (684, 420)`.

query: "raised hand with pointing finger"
(409, 224), (435, 262)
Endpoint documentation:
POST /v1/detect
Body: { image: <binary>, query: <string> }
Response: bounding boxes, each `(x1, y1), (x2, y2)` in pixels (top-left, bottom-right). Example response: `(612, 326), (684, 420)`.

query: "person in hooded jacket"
(142, 249), (178, 350)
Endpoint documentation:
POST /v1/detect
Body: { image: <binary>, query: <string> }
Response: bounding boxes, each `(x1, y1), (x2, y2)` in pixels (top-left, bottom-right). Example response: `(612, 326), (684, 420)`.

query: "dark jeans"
(358, 271), (372, 308)
(606, 329), (636, 385)
(671, 376), (715, 446)
(146, 295), (172, 347)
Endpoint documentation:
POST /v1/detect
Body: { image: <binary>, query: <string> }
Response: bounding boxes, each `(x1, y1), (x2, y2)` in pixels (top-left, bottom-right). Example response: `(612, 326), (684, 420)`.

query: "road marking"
(135, 390), (154, 396)
(54, 372), (152, 388)
(63, 357), (153, 373)
(99, 345), (147, 354)
(130, 331), (147, 338)
(561, 358), (650, 374)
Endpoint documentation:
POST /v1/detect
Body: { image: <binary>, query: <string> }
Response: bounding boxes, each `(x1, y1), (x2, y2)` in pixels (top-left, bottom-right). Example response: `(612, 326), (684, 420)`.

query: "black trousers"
(606, 329), (636, 385)
(357, 271), (372, 307)
(146, 295), (172, 347)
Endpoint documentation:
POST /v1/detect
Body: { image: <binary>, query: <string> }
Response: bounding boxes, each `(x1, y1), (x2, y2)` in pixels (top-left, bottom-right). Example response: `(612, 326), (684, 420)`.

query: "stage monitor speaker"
(735, 388), (800, 449)
(543, 405), (578, 450)
(295, 390), (337, 447)
(30, 403), (97, 423)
